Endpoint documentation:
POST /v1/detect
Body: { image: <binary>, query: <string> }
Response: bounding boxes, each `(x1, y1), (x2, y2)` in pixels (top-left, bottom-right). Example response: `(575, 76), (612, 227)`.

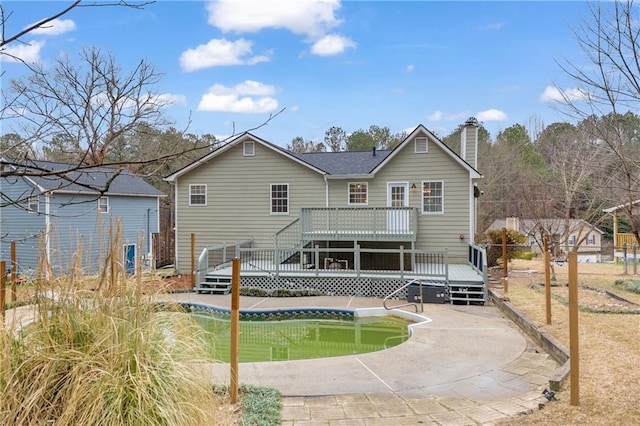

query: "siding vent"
(243, 141), (255, 157)
(415, 137), (428, 153)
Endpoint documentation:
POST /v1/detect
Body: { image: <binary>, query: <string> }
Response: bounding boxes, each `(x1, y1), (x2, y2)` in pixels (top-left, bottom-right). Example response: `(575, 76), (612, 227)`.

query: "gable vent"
(243, 141), (255, 156)
(415, 137), (428, 153)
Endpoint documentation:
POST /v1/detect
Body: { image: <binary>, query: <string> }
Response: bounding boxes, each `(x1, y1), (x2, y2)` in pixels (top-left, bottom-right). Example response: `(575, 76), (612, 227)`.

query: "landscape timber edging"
(489, 289), (570, 392)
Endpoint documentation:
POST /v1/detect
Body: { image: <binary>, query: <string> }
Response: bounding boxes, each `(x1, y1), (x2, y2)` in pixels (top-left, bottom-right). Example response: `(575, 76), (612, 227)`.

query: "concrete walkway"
(167, 293), (557, 425)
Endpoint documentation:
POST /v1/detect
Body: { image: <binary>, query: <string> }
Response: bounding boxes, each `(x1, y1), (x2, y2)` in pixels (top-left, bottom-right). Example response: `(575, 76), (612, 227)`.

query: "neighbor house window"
(568, 235), (575, 246)
(243, 141), (255, 157)
(348, 182), (368, 205)
(415, 137), (428, 153)
(270, 183), (289, 214)
(587, 234), (595, 245)
(189, 184), (207, 206)
(98, 196), (109, 213)
(26, 196), (39, 213)
(422, 181), (443, 213)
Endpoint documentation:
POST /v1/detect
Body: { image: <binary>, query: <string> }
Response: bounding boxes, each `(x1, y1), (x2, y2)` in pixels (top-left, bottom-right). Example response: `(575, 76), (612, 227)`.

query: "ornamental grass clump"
(0, 223), (220, 425)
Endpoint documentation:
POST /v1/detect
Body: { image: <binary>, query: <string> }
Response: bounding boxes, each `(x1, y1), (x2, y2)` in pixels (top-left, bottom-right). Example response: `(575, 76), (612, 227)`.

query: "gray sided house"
(166, 119), (488, 303)
(0, 159), (164, 276)
(487, 217), (605, 263)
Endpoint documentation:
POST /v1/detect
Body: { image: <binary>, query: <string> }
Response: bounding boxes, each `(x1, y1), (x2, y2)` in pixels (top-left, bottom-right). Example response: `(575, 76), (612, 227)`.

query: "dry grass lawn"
(497, 259), (640, 425)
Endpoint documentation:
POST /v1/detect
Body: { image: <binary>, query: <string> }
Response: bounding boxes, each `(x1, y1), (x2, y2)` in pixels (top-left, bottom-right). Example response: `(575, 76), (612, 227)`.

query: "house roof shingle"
(3, 159), (164, 197)
(291, 149), (392, 175)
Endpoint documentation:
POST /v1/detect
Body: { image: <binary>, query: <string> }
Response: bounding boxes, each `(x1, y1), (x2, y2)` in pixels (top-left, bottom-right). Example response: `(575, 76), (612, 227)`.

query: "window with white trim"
(243, 141), (255, 156)
(26, 196), (39, 213)
(415, 137), (428, 153)
(422, 181), (443, 213)
(348, 182), (368, 205)
(587, 234), (595, 245)
(189, 184), (207, 206)
(270, 183), (289, 214)
(98, 196), (109, 213)
(568, 235), (575, 246)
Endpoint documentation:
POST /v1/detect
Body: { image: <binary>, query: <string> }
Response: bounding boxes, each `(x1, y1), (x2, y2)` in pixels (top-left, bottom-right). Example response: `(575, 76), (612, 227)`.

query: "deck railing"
(468, 243), (488, 300)
(299, 207), (418, 242)
(195, 240), (253, 284)
(237, 245), (448, 281)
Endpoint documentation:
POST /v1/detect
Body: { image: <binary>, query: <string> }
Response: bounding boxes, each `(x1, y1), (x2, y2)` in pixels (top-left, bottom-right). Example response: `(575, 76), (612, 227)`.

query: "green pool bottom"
(191, 313), (412, 363)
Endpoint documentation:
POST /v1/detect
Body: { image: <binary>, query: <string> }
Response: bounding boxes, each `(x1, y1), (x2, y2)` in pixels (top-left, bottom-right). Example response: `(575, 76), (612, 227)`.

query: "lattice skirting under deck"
(241, 275), (421, 298)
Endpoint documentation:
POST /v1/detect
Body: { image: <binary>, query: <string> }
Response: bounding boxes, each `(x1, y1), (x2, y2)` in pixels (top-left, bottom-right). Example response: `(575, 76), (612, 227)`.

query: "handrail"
(195, 247), (208, 288)
(383, 278), (423, 312)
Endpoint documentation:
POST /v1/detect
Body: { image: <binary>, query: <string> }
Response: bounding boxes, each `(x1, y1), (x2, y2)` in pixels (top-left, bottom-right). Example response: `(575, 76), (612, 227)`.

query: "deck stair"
(196, 273), (232, 294)
(448, 282), (485, 304)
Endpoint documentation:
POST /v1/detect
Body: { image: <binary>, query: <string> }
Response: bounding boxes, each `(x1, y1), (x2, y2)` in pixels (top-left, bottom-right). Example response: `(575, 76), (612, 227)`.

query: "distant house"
(0, 159), (165, 276)
(487, 217), (605, 263)
(165, 118), (489, 304)
(603, 200), (640, 261)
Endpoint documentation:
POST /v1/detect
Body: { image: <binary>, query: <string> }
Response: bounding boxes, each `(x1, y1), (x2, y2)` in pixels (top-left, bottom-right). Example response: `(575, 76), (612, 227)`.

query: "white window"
(189, 184), (207, 206)
(26, 196), (39, 213)
(422, 181), (443, 214)
(243, 141), (255, 157)
(270, 183), (289, 214)
(98, 196), (109, 213)
(568, 235), (575, 246)
(415, 137), (428, 153)
(348, 182), (368, 205)
(587, 234), (595, 245)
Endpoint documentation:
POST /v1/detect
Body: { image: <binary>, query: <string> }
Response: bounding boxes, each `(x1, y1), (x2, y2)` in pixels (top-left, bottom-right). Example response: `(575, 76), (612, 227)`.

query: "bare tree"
(554, 0), (640, 244)
(0, 1), (152, 60)
(6, 46), (170, 166)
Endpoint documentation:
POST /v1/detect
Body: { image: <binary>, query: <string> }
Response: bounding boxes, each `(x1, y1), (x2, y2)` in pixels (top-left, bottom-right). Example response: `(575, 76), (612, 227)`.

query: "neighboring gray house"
(0, 159), (165, 276)
(487, 217), (605, 263)
(165, 118), (488, 303)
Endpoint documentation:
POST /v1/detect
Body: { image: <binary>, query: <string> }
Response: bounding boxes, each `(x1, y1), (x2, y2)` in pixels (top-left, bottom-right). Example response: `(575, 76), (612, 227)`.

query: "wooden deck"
(197, 261), (486, 304)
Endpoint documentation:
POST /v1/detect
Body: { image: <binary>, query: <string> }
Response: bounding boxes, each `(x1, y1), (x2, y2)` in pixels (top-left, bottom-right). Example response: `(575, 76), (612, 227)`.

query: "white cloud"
(180, 38), (270, 72)
(89, 91), (185, 111)
(427, 110), (443, 121)
(206, 0), (342, 38)
(29, 18), (76, 36)
(479, 22), (504, 31)
(197, 80), (279, 113)
(476, 109), (508, 121)
(540, 85), (589, 103)
(406, 64), (414, 73)
(426, 110), (467, 122)
(310, 34), (355, 56)
(0, 40), (45, 63)
(157, 93), (188, 106)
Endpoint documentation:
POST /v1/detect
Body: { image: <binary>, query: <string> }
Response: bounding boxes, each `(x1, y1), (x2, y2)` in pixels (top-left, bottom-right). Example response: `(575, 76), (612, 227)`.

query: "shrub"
(483, 229), (527, 267)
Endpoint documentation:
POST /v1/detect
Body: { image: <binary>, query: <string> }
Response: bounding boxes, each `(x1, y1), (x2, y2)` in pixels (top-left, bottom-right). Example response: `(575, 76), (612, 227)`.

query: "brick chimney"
(460, 117), (479, 169)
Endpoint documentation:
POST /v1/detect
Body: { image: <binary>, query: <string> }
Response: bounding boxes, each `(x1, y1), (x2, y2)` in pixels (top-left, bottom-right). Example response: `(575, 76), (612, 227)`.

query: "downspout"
(173, 181), (179, 271)
(324, 174), (329, 207)
(147, 207), (151, 257)
(155, 197), (160, 266)
(45, 193), (51, 276)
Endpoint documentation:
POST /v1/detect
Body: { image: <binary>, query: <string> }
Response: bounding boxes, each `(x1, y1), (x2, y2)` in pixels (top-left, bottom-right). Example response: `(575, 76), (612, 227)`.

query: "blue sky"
(1, 1), (598, 146)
